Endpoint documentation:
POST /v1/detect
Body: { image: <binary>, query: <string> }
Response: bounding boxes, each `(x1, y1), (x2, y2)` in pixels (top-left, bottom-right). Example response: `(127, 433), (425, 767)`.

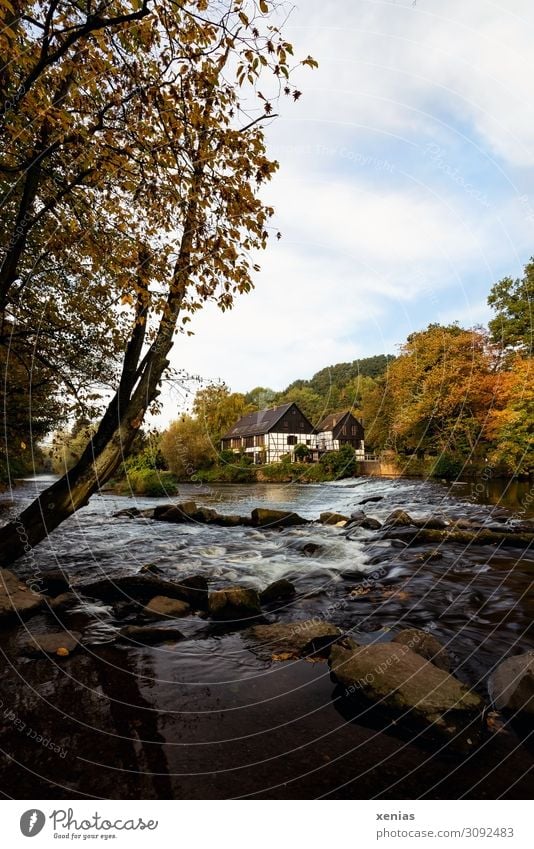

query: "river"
(0, 474), (533, 799)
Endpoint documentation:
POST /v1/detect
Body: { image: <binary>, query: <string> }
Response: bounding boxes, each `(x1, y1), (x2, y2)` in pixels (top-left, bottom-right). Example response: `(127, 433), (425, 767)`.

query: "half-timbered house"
(221, 402), (315, 464)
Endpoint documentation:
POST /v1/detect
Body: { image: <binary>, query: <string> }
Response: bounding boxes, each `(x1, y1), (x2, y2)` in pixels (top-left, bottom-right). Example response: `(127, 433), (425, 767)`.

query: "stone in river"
(247, 620), (341, 659)
(488, 652), (534, 716)
(119, 624), (185, 645)
(144, 596), (191, 618)
(250, 508), (308, 528)
(392, 628), (451, 672)
(19, 631), (82, 657)
(208, 586), (261, 620)
(319, 511), (350, 526)
(383, 509), (415, 527)
(0, 568), (45, 623)
(329, 642), (483, 737)
(259, 579), (296, 604)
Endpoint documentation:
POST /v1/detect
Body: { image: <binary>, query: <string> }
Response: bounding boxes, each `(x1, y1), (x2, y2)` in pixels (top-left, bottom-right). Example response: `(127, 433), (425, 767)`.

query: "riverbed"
(0, 475), (533, 799)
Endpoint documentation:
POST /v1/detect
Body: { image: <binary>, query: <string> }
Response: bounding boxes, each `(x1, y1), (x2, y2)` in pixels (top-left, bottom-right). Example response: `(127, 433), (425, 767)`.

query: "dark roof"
(222, 403), (295, 438)
(316, 410), (363, 434)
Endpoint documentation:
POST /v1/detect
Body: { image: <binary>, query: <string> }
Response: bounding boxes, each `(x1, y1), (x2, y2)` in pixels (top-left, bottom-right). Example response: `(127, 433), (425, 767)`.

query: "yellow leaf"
(259, 0), (269, 12)
(56, 647), (70, 657)
(271, 651), (296, 662)
(20, 441), (26, 449)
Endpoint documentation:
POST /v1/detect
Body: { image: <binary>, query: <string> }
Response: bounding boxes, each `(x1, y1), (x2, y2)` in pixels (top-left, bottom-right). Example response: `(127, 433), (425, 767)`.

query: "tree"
(488, 259), (534, 355)
(160, 416), (215, 477)
(192, 384), (253, 446)
(0, 1), (314, 566)
(363, 324), (496, 458)
(484, 357), (534, 475)
(276, 386), (324, 423)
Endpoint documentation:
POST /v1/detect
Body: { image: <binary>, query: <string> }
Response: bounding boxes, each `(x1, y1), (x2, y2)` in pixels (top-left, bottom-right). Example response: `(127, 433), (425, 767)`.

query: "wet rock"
(212, 513), (250, 527)
(259, 579), (296, 604)
(38, 570), (70, 596)
(288, 540), (323, 557)
(384, 509), (415, 527)
(139, 563), (162, 575)
(208, 586), (261, 620)
(154, 501), (199, 522)
(153, 502), (250, 527)
(489, 652), (534, 716)
(176, 575), (209, 609)
(81, 574), (203, 605)
(0, 568), (45, 622)
(418, 516), (449, 530)
(348, 512), (382, 530)
(247, 620), (341, 659)
(144, 596), (191, 619)
(118, 624), (185, 645)
(319, 511), (350, 526)
(19, 631), (81, 657)
(113, 507), (142, 519)
(47, 592), (79, 612)
(251, 508), (308, 528)
(415, 549), (443, 563)
(329, 642), (483, 735)
(359, 495), (383, 505)
(392, 628), (451, 672)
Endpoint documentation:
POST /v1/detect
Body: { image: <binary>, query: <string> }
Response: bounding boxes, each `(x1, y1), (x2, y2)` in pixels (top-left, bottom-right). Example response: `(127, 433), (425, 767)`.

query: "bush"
(294, 443), (310, 461)
(430, 453), (464, 481)
(124, 469), (178, 496)
(319, 444), (357, 478)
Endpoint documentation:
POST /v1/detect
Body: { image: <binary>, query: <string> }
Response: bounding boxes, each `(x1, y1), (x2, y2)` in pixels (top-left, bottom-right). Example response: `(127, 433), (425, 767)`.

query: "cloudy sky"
(163, 0), (534, 418)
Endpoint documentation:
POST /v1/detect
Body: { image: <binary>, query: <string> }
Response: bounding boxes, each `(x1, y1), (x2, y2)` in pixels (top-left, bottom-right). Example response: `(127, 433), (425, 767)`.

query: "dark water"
(0, 474), (533, 799)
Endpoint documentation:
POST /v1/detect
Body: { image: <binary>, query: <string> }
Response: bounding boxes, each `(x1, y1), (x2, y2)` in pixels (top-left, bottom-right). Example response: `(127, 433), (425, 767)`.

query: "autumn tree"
(192, 384), (254, 446)
(0, 0), (315, 566)
(484, 357), (534, 475)
(363, 324), (497, 459)
(160, 415), (215, 476)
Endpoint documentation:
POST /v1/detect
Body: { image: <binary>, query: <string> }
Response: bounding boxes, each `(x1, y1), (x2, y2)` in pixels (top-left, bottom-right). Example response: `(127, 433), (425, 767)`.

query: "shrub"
(125, 469), (178, 496)
(430, 453), (464, 481)
(319, 444), (357, 478)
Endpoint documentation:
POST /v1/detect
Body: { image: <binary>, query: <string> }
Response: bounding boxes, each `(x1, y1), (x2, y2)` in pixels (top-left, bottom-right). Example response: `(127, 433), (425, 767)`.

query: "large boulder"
(348, 514), (382, 530)
(247, 620), (341, 660)
(0, 568), (45, 622)
(384, 509), (415, 527)
(119, 624), (185, 645)
(259, 579), (296, 605)
(488, 652), (534, 716)
(144, 596), (191, 619)
(319, 511), (350, 526)
(329, 642), (483, 736)
(37, 569), (71, 596)
(392, 628), (451, 672)
(251, 508), (308, 528)
(208, 586), (261, 620)
(19, 630), (81, 657)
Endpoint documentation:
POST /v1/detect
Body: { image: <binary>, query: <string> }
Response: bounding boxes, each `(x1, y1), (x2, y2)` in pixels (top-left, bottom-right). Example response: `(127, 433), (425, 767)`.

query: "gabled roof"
(316, 410), (363, 434)
(222, 403), (295, 438)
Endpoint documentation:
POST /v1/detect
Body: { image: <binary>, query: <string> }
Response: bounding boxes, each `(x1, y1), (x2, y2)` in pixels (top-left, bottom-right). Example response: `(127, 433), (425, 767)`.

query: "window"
(244, 436), (254, 448)
(351, 425), (357, 435)
(342, 426), (347, 435)
(287, 435), (297, 445)
(306, 439), (311, 445)
(255, 434), (264, 447)
(231, 437), (241, 449)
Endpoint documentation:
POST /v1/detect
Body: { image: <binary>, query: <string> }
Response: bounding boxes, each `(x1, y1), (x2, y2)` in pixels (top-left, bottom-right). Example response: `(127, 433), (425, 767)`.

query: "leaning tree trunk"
(0, 169), (200, 569)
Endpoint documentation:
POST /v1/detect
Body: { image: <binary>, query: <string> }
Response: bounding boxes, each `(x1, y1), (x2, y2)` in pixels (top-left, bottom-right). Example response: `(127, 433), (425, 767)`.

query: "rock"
(153, 502), (250, 527)
(349, 510), (366, 522)
(288, 540), (323, 557)
(415, 549), (443, 563)
(212, 513), (250, 527)
(139, 563), (162, 575)
(392, 628), (451, 672)
(118, 624), (185, 645)
(208, 586), (261, 620)
(251, 508), (308, 528)
(384, 509), (415, 527)
(113, 507), (142, 518)
(19, 631), (81, 657)
(154, 501), (198, 522)
(144, 596), (191, 618)
(259, 579), (296, 604)
(0, 568), (45, 622)
(359, 495), (383, 504)
(37, 569), (70, 596)
(329, 643), (483, 735)
(319, 511), (350, 526)
(360, 516), (382, 530)
(46, 592), (78, 612)
(418, 516), (449, 530)
(175, 575), (209, 609)
(247, 620), (341, 659)
(488, 652), (534, 716)
(81, 574), (202, 605)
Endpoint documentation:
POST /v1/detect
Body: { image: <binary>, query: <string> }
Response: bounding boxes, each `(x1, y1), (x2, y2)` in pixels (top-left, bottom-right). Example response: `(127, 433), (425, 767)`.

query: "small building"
(222, 403), (365, 464)
(221, 402), (315, 464)
(315, 411), (365, 459)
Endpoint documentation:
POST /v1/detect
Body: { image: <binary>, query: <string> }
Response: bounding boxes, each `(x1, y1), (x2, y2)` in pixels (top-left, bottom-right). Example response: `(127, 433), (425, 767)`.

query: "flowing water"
(0, 475), (533, 799)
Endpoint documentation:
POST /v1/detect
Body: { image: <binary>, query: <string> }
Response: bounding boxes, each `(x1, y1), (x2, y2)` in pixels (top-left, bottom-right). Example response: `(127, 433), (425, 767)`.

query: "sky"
(162, 0), (534, 420)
